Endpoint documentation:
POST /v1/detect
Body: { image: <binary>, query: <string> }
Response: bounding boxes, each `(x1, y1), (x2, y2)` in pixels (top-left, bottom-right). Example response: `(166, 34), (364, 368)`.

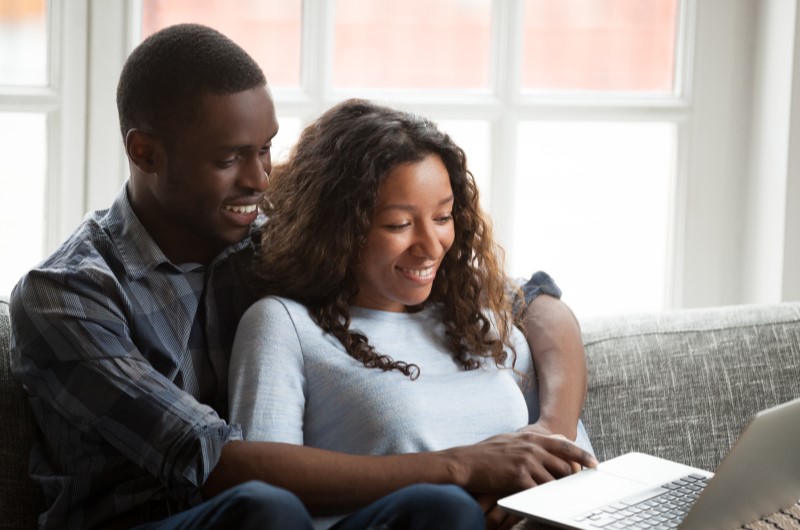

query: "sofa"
(2, 295), (799, 529)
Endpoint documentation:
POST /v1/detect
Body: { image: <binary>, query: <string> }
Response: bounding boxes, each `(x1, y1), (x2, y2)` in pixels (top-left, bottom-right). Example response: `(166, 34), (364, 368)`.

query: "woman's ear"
(125, 129), (164, 174)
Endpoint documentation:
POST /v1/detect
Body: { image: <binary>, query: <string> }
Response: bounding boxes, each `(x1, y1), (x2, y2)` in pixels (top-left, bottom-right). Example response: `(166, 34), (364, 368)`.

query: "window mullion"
(49, 0), (89, 251)
(300, 0), (335, 121)
(489, 0), (524, 260)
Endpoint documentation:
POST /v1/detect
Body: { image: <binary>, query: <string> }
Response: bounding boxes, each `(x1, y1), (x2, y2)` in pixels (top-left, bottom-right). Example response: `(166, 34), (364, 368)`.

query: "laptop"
(498, 396), (800, 529)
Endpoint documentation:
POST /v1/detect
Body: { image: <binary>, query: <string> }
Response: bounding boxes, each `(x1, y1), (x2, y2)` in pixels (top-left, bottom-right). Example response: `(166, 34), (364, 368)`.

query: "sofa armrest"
(1, 296), (46, 529)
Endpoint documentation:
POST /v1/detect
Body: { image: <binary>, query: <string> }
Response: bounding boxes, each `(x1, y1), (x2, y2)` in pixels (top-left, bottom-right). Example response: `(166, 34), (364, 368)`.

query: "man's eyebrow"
(214, 143), (263, 153)
(214, 128), (278, 153)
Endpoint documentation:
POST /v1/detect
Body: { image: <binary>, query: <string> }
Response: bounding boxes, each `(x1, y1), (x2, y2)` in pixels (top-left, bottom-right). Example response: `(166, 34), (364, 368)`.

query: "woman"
(229, 99), (593, 528)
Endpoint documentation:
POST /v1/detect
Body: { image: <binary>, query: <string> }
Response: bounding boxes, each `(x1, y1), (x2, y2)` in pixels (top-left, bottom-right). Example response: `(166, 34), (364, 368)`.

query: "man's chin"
(223, 227), (247, 241)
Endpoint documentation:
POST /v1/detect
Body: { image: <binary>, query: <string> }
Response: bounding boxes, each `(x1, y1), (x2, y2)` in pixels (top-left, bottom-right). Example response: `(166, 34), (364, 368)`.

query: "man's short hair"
(116, 23), (267, 141)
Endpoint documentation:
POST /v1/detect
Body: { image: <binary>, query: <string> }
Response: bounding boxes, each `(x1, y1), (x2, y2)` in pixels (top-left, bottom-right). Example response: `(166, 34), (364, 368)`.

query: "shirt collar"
(104, 184), (261, 279)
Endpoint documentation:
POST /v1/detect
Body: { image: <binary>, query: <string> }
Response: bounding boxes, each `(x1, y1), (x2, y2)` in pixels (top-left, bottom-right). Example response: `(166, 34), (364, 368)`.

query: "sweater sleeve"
(228, 297), (307, 444)
(509, 327), (541, 425)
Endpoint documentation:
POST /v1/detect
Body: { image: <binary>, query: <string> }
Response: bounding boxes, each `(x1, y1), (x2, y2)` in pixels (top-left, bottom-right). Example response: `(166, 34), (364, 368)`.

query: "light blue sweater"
(228, 296), (592, 528)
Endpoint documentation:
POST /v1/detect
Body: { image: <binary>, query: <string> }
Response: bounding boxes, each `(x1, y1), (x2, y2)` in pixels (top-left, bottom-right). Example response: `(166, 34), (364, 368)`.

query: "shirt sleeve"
(9, 271), (240, 499)
(519, 270), (562, 303)
(228, 297), (307, 445)
(510, 270), (563, 318)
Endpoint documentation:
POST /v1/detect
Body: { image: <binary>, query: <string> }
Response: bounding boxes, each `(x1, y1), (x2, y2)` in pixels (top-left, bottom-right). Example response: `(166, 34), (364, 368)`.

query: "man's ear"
(125, 129), (164, 174)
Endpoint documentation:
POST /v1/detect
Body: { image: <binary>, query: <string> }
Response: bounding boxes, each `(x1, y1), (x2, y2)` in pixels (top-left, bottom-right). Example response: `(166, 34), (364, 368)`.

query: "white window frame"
(0, 0), (88, 255)
(67, 0), (800, 311)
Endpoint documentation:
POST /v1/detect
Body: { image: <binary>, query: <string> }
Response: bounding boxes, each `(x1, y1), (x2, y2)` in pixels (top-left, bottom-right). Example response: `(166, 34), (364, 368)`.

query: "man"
(10, 23), (595, 530)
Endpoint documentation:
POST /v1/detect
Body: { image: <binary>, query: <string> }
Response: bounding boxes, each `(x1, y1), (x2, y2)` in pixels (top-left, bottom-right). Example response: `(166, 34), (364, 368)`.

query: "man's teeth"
(224, 204), (257, 214)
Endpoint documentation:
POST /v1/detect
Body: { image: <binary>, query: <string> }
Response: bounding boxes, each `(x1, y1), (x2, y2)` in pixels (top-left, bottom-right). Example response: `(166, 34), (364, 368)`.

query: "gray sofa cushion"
(580, 302), (800, 472)
(0, 297), (44, 529)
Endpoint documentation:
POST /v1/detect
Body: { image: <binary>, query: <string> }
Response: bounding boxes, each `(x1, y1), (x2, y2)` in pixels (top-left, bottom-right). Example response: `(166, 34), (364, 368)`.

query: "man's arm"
(520, 293), (587, 440)
(10, 273), (240, 502)
(202, 430), (596, 514)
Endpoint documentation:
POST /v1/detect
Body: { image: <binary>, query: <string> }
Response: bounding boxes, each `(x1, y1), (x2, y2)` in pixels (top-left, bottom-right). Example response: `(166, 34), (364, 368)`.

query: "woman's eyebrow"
(378, 195), (455, 213)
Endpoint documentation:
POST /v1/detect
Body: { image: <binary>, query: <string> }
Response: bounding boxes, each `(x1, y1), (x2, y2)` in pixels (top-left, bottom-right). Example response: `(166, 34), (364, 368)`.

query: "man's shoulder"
(28, 211), (120, 281)
(10, 213), (124, 314)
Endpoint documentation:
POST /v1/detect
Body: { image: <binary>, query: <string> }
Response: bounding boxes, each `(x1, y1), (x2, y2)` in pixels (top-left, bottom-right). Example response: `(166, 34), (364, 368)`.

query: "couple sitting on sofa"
(9, 23), (594, 530)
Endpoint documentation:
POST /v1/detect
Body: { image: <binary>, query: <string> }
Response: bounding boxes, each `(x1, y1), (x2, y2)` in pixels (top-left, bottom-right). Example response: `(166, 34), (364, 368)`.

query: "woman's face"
(352, 154), (456, 312)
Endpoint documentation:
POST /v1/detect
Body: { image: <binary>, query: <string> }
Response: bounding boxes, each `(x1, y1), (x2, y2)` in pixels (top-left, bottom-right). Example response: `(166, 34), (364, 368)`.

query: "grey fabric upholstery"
(580, 302), (800, 472)
(0, 297), (44, 529)
(517, 302), (800, 530)
(2, 296), (799, 529)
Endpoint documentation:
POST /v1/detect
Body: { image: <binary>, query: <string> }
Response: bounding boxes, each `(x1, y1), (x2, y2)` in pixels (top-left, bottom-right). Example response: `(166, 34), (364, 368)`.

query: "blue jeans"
(132, 481), (313, 529)
(331, 483), (485, 530)
(133, 481), (483, 530)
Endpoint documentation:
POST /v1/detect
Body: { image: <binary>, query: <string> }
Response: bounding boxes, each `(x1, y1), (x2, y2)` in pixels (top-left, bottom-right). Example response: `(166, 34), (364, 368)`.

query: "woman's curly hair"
(256, 99), (524, 378)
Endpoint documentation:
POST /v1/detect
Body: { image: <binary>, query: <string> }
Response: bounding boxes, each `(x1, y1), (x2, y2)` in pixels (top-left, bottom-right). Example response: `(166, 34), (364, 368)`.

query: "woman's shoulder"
(235, 296), (322, 354)
(240, 295), (313, 326)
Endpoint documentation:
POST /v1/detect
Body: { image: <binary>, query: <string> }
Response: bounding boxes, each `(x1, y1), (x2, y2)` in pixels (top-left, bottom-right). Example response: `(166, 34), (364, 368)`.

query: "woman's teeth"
(400, 267), (433, 278)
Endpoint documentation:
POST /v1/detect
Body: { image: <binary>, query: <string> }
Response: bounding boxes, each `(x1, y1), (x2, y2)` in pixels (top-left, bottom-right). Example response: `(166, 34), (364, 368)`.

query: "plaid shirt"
(9, 186), (561, 529)
(9, 188), (262, 529)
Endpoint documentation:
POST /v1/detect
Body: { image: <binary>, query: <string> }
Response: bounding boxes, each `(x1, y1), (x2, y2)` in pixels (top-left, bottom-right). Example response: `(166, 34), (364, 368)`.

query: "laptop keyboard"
(572, 473), (710, 529)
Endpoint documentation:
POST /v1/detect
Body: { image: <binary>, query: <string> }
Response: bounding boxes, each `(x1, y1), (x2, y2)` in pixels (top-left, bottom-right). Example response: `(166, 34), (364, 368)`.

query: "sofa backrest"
(580, 302), (800, 472)
(1, 296), (45, 529)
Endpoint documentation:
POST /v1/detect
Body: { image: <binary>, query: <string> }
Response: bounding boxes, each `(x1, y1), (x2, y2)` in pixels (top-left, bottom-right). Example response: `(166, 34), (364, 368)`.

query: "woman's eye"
(386, 222), (411, 231)
(436, 214), (453, 223)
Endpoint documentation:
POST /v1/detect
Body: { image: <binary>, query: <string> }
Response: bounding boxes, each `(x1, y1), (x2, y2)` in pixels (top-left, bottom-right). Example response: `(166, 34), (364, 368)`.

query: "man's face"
(151, 86), (278, 263)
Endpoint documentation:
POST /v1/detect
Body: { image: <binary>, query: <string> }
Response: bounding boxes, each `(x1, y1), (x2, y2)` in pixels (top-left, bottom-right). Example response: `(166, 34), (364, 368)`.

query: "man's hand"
(520, 422), (592, 473)
(469, 429), (598, 530)
(444, 430), (598, 494)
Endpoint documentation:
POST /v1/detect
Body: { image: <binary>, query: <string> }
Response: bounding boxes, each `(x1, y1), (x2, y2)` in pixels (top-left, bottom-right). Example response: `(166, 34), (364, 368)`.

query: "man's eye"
(217, 155), (239, 167)
(259, 144), (272, 156)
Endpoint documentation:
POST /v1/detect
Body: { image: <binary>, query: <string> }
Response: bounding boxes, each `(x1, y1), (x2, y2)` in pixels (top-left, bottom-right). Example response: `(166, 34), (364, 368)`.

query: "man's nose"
(241, 155), (269, 192)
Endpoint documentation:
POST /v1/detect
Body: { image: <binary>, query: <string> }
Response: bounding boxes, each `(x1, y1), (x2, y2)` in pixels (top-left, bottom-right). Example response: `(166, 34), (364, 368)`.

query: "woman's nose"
(411, 223), (443, 258)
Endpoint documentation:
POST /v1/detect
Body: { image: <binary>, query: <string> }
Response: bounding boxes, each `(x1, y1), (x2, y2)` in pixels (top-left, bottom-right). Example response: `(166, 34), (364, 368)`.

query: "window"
(0, 0), (47, 294)
(132, 0), (684, 319)
(513, 121), (676, 314)
(521, 0), (679, 92)
(0, 1), (86, 296)
(0, 113), (47, 294)
(10, 2), (797, 312)
(0, 0), (48, 86)
(141, 0), (302, 88)
(332, 0), (493, 90)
